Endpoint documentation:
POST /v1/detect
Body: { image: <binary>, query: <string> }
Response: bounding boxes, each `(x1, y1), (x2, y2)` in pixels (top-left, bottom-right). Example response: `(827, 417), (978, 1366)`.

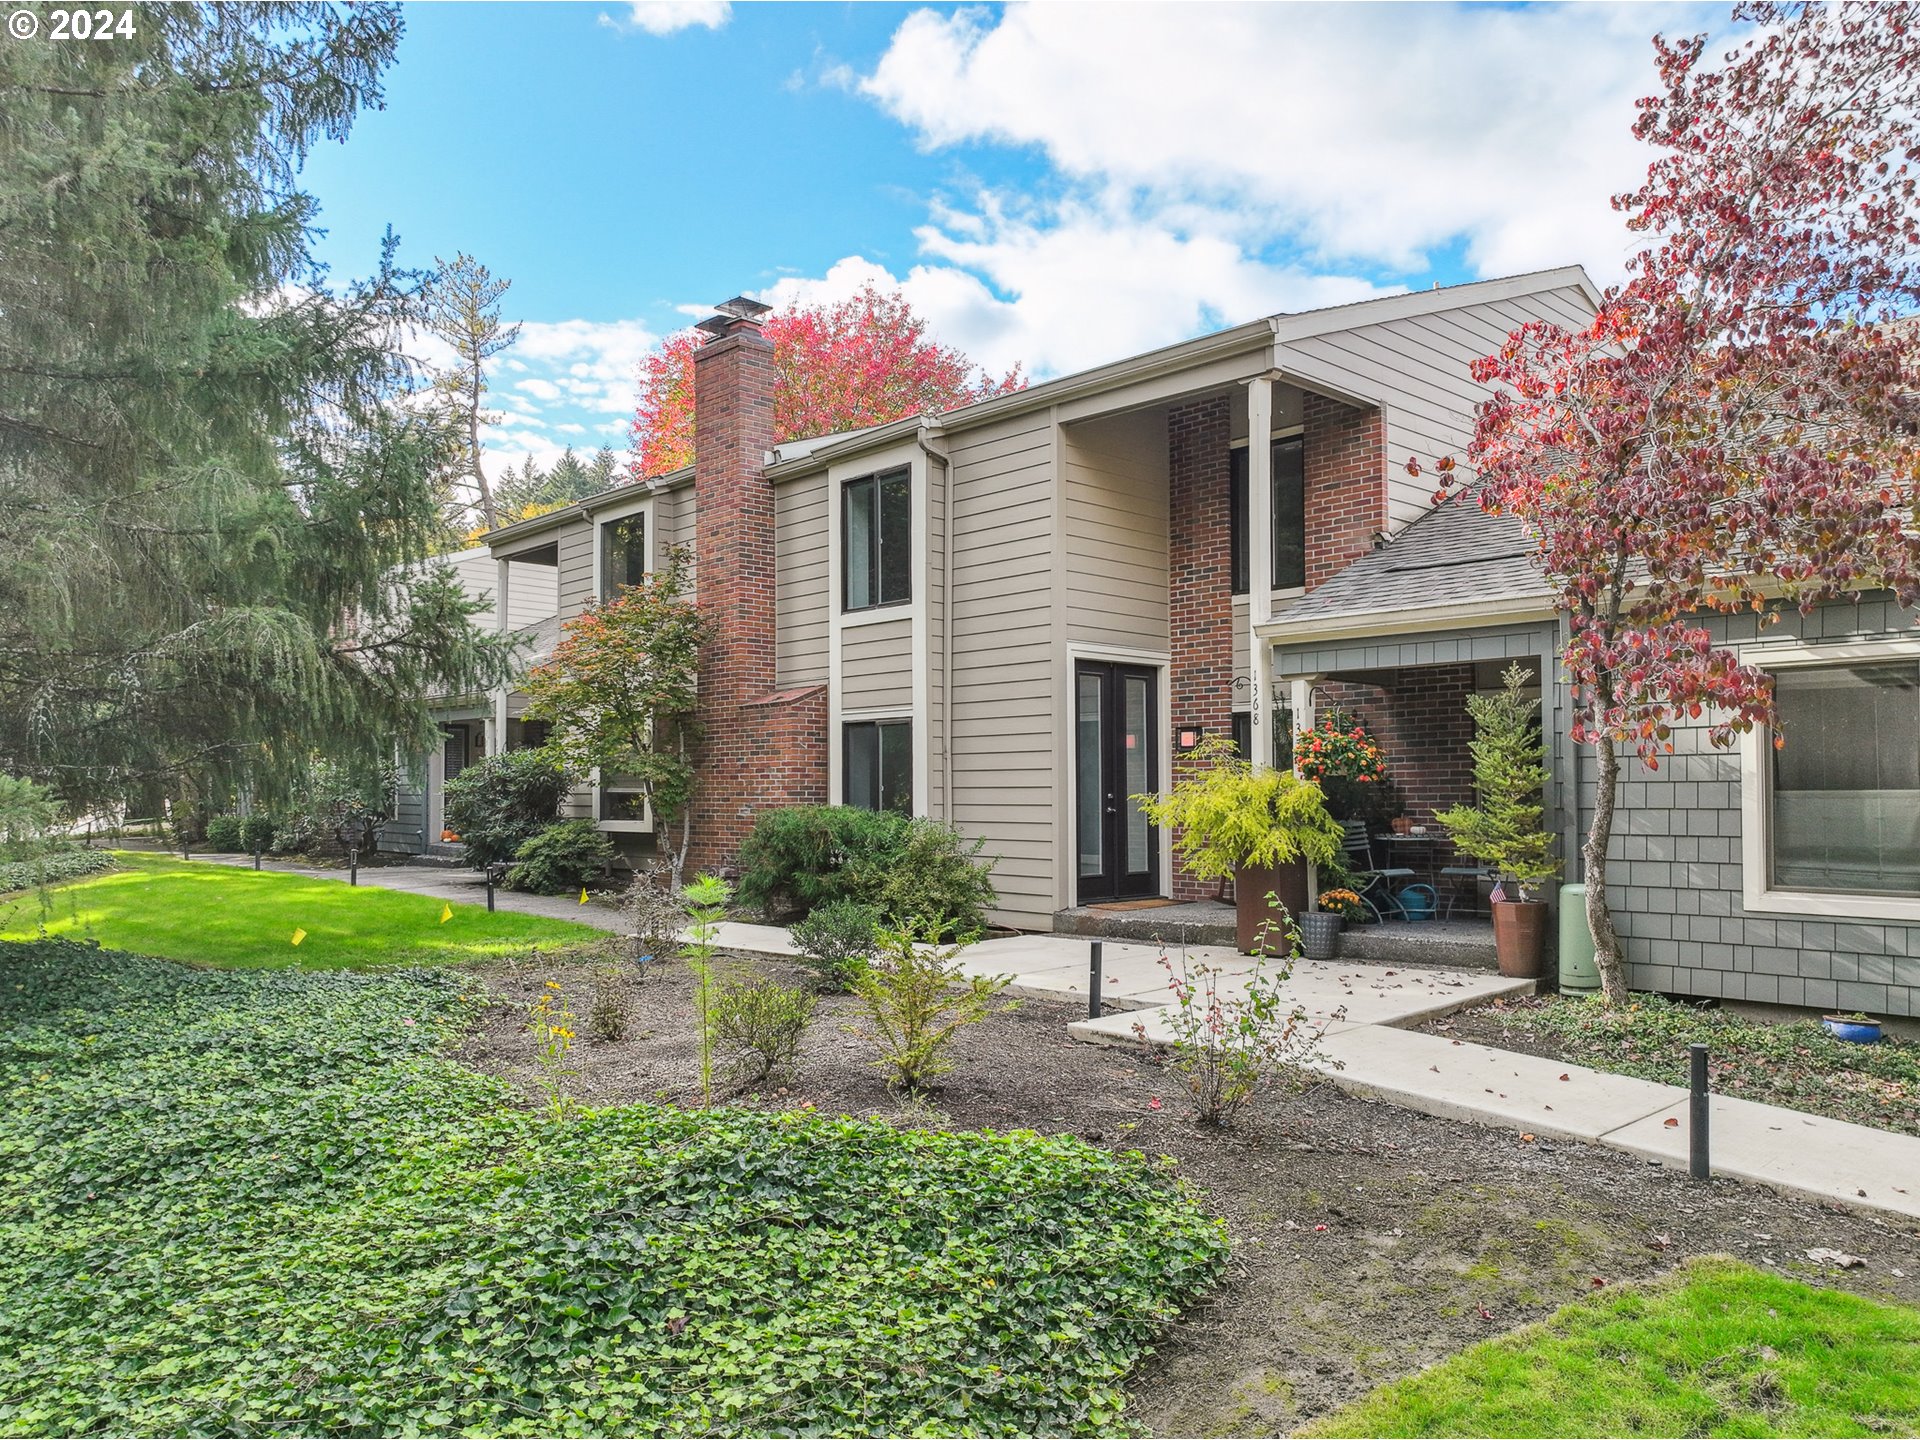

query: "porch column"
(490, 556), (510, 754)
(1289, 677), (1318, 775)
(1246, 373), (1278, 770)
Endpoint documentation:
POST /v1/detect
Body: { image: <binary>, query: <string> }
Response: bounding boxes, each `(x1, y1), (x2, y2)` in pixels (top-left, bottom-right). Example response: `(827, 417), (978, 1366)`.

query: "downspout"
(919, 425), (954, 821)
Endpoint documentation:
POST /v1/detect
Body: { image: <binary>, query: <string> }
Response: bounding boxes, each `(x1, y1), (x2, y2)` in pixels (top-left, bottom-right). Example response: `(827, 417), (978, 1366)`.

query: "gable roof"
(1270, 491), (1552, 639)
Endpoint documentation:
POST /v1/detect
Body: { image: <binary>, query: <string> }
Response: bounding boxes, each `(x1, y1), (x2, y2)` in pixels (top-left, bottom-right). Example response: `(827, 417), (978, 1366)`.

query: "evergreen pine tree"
(0, 3), (515, 814)
(1436, 665), (1561, 898)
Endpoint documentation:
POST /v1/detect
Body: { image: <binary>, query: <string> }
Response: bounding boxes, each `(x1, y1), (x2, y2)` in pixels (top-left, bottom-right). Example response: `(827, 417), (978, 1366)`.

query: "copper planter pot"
(1490, 899), (1548, 978)
(1233, 860), (1308, 956)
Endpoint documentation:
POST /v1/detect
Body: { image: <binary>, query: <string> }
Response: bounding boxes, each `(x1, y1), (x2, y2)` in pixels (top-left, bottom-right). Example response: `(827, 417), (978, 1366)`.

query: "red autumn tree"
(629, 283), (1025, 477)
(1418, 1), (1920, 1004)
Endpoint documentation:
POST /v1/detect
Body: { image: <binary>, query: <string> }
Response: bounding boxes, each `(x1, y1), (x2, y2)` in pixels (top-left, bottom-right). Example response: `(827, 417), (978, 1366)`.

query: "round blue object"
(1821, 1015), (1883, 1044)
(1396, 884), (1438, 922)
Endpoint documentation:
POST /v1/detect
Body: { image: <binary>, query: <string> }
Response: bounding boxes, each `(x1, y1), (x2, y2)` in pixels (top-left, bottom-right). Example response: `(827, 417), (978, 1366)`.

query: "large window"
(600, 513), (646, 598)
(1230, 436), (1306, 594)
(1768, 660), (1920, 897)
(845, 719), (912, 814)
(843, 468), (911, 611)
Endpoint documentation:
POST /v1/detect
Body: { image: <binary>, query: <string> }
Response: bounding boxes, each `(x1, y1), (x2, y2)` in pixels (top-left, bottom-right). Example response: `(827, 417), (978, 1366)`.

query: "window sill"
(1738, 884), (1920, 924)
(597, 818), (652, 835)
(841, 600), (912, 626)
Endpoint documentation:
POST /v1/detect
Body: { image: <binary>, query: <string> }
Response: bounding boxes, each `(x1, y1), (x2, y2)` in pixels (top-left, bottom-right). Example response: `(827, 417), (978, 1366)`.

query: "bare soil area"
(459, 953), (1920, 1438)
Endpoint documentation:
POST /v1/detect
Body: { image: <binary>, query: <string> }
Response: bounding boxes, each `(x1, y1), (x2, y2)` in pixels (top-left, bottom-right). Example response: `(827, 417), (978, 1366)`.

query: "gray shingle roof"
(1280, 492), (1549, 626)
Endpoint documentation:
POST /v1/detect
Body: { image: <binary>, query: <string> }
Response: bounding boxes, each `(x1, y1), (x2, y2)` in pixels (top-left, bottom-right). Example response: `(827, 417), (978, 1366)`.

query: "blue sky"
(299, 1), (1716, 474)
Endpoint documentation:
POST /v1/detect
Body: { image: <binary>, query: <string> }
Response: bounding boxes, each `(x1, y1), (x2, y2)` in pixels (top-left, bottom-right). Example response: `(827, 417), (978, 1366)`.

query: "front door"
(1075, 661), (1161, 904)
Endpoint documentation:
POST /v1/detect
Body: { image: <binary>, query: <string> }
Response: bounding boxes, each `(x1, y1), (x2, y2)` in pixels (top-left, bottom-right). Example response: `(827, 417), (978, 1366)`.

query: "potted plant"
(1436, 664), (1561, 978)
(1306, 889), (1362, 960)
(1821, 1012), (1884, 1044)
(1135, 735), (1344, 955)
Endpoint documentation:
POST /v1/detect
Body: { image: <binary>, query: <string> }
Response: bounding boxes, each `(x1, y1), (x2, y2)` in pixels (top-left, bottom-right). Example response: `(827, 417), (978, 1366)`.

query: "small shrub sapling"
(681, 873), (731, 1106)
(713, 978), (817, 1088)
(850, 924), (1013, 1092)
(1138, 899), (1342, 1127)
(789, 898), (881, 990)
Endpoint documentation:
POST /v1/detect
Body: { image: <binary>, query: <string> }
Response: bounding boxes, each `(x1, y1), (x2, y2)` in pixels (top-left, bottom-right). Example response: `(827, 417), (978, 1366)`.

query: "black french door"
(1074, 661), (1161, 903)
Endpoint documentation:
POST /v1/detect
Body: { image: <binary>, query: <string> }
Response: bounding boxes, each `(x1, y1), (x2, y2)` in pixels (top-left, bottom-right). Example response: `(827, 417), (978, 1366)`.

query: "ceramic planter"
(1489, 898), (1548, 978)
(1300, 909), (1342, 961)
(1822, 1014), (1884, 1044)
(1233, 860), (1307, 956)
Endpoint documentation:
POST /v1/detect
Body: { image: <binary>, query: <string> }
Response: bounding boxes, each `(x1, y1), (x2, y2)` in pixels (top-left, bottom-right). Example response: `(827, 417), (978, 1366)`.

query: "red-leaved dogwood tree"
(630, 283), (1024, 478)
(1418, 1), (1920, 1003)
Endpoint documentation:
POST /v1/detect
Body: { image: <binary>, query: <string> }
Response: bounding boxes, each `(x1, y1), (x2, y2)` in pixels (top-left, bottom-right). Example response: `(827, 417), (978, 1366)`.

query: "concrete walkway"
(173, 852), (1920, 1222)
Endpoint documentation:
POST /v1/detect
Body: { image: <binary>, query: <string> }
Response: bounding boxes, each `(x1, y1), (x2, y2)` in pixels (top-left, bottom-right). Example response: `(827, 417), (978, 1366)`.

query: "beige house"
(399, 269), (1602, 932)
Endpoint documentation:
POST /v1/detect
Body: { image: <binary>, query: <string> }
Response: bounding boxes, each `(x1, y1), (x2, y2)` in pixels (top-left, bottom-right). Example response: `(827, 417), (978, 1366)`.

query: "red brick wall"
(1303, 392), (1386, 592)
(686, 319), (826, 876)
(1318, 666), (1476, 833)
(1167, 395), (1233, 900)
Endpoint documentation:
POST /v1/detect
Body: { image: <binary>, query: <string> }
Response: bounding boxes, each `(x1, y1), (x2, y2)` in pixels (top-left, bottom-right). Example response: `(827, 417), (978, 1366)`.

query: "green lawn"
(1307, 1257), (1920, 1438)
(0, 853), (603, 968)
(0, 940), (1225, 1435)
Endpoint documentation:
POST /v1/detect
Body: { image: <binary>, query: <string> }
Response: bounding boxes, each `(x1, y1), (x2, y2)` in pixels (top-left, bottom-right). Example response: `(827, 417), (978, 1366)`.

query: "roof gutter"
(1257, 593), (1558, 647)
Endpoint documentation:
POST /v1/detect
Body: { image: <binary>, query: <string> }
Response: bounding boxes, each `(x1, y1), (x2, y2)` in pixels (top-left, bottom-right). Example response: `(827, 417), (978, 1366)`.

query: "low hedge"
(0, 847), (115, 894)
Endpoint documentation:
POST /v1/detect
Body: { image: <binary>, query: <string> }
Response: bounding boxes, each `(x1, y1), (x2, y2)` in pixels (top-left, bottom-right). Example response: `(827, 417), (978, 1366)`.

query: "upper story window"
(1229, 436), (1307, 594)
(1768, 659), (1920, 897)
(599, 513), (646, 598)
(843, 467), (911, 612)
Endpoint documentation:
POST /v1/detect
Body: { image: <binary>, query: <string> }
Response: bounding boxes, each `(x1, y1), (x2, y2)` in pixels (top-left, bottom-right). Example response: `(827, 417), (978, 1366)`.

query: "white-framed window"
(1229, 432), (1307, 595)
(844, 718), (912, 814)
(596, 772), (652, 833)
(1740, 640), (1920, 921)
(600, 513), (647, 598)
(842, 467), (911, 612)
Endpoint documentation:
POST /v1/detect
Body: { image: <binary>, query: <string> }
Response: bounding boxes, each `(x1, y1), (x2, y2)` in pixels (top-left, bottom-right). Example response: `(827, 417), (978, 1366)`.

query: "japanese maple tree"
(1418, 1), (1920, 1003)
(629, 283), (1024, 477)
(523, 548), (711, 888)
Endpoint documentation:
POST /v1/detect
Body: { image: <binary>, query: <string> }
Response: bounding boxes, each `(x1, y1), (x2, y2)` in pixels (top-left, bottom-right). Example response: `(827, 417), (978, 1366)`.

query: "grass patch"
(1306, 1257), (1920, 1438)
(0, 853), (602, 969)
(1470, 994), (1919, 1136)
(0, 939), (1226, 1435)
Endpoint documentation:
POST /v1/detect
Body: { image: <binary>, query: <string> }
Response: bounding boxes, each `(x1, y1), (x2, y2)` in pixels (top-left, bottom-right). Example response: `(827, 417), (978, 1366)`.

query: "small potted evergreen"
(1135, 736), (1344, 955)
(1436, 664), (1561, 978)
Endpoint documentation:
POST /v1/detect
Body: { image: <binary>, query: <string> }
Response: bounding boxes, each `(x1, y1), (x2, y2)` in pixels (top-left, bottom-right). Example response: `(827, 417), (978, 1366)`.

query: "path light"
(1690, 1043), (1711, 1180)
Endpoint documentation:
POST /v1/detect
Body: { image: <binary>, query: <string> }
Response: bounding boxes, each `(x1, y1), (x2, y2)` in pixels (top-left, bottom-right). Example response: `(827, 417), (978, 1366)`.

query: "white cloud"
(599, 1), (730, 36)
(860, 2), (1723, 283)
(749, 201), (1399, 380)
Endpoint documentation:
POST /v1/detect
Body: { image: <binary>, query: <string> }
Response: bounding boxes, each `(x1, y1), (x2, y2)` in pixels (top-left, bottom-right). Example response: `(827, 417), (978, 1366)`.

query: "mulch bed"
(459, 953), (1920, 1438)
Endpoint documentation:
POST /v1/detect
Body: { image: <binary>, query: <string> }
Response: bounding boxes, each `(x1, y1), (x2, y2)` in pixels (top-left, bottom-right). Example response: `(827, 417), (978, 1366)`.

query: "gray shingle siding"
(1589, 598), (1920, 1018)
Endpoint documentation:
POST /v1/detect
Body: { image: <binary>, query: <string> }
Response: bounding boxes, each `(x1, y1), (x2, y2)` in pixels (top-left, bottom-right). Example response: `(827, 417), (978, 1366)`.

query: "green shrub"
(850, 924), (1014, 1091)
(789, 898), (881, 990)
(203, 815), (243, 851)
(269, 759), (397, 854)
(713, 976), (817, 1087)
(735, 804), (909, 917)
(442, 747), (573, 868)
(736, 804), (997, 935)
(0, 939), (1226, 1436)
(238, 814), (276, 854)
(506, 819), (613, 895)
(875, 819), (998, 940)
(0, 846), (114, 894)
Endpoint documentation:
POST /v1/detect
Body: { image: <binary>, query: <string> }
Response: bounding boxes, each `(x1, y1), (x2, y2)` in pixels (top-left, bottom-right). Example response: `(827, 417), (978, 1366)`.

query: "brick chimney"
(685, 297), (827, 875)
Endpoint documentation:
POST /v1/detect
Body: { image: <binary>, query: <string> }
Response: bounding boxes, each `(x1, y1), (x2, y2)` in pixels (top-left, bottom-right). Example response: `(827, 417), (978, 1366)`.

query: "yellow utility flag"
(579, 888), (589, 905)
(291, 928), (307, 947)
(439, 902), (453, 924)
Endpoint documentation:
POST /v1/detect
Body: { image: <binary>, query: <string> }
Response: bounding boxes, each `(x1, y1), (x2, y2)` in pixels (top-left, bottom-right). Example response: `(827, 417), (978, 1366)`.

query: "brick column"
(1167, 395), (1233, 900)
(1303, 392), (1386, 592)
(685, 302), (792, 876)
